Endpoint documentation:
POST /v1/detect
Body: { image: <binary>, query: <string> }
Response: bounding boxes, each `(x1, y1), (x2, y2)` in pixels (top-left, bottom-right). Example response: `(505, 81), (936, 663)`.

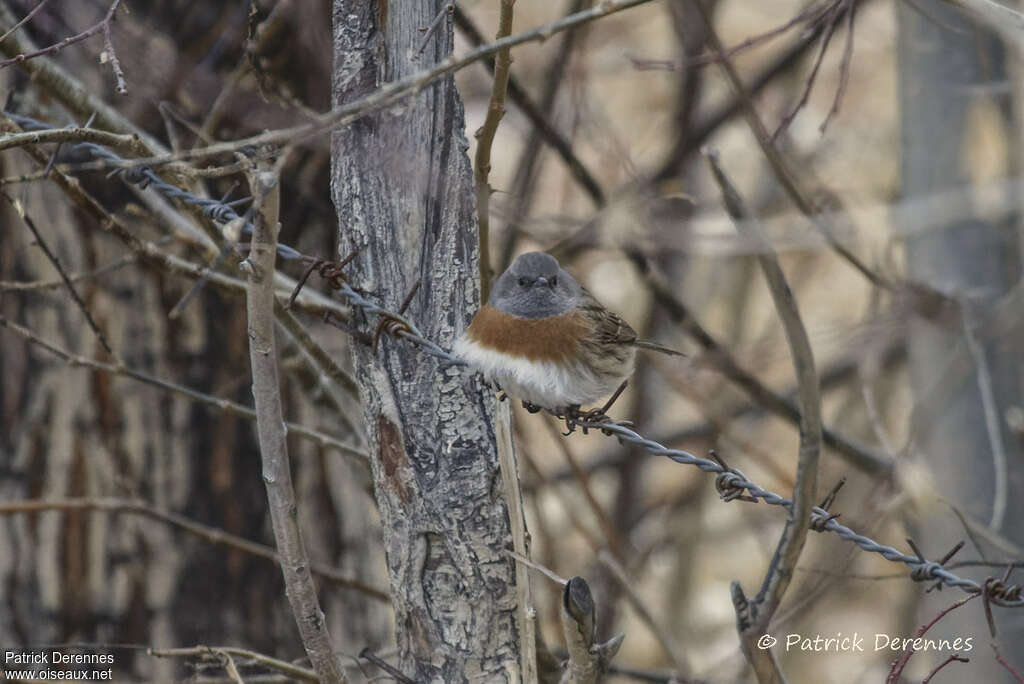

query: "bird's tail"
(632, 340), (686, 357)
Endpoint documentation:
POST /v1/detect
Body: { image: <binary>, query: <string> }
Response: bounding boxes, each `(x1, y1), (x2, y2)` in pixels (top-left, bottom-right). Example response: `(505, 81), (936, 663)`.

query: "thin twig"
(100, 16), (126, 94)
(692, 1), (894, 294)
(473, 0), (516, 303)
(507, 549), (569, 586)
(819, 0), (857, 134)
(416, 2), (454, 55)
(962, 307), (1009, 530)
(771, 3), (844, 141)
(921, 654), (970, 683)
(0, 314), (366, 461)
(993, 643), (1024, 683)
(0, 0), (126, 92)
(4, 192), (118, 357)
(150, 646), (319, 683)
(0, 497), (387, 599)
(707, 150), (822, 674)
(597, 550), (688, 675)
(0, 125), (145, 154)
(358, 649), (416, 684)
(14, 0), (658, 171)
(0, 0), (50, 44)
(0, 252), (138, 291)
(885, 594), (979, 683)
(245, 160), (345, 683)
(496, 398), (540, 684)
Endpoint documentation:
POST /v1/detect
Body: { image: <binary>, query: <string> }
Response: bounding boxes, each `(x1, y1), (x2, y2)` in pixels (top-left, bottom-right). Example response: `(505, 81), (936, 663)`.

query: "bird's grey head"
(489, 251), (581, 319)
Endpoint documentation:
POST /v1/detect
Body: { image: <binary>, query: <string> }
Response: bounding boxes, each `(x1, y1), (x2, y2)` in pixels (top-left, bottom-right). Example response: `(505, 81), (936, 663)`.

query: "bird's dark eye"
(549, 275), (558, 287)
(518, 277), (529, 287)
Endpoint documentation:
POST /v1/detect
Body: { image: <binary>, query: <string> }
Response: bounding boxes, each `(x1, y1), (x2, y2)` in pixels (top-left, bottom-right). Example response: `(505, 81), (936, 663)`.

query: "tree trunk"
(330, 2), (521, 682)
(896, 1), (1024, 677)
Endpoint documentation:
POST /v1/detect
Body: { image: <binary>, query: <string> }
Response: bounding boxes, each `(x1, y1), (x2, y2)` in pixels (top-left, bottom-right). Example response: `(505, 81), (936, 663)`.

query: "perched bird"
(454, 251), (683, 413)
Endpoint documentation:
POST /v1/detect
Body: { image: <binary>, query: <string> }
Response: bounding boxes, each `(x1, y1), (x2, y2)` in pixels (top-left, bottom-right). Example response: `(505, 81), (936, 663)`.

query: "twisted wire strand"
(8, 114), (1021, 608)
(5, 113), (301, 260)
(318, 277), (1023, 605)
(332, 278), (467, 367)
(569, 421), (1011, 599)
(6, 114), (464, 364)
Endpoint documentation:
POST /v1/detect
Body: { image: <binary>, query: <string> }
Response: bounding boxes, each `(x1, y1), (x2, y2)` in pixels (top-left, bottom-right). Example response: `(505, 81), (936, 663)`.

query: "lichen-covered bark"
(330, 2), (520, 682)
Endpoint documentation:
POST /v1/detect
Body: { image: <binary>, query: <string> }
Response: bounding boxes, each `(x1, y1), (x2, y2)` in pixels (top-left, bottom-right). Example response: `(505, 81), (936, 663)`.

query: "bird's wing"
(578, 289), (685, 357)
(577, 288), (638, 346)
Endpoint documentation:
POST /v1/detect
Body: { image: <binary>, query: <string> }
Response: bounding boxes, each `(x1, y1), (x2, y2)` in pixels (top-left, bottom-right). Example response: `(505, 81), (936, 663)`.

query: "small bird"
(454, 251), (683, 413)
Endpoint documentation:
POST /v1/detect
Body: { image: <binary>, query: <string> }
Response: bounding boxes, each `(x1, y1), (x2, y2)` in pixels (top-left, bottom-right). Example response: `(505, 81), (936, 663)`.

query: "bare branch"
(244, 161), (345, 682)
(0, 0), (128, 92)
(6, 0), (658, 171)
(0, 0), (50, 44)
(992, 643), (1024, 683)
(496, 400), (540, 684)
(473, 0), (516, 302)
(937, 0), (1024, 46)
(886, 594), (979, 683)
(559, 576), (624, 684)
(922, 654), (970, 683)
(150, 646), (319, 683)
(4, 192), (118, 358)
(706, 150), (822, 673)
(0, 314), (366, 461)
(0, 252), (138, 292)
(692, 2), (894, 293)
(962, 308), (1009, 530)
(0, 126), (145, 154)
(0, 498), (387, 600)
(597, 551), (687, 675)
(100, 13), (126, 94)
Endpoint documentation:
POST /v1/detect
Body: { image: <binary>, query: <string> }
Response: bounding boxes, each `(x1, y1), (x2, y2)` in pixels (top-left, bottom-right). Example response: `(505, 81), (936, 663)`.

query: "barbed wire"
(7, 114), (1021, 610)
(4, 112), (301, 260)
(287, 258), (1024, 611)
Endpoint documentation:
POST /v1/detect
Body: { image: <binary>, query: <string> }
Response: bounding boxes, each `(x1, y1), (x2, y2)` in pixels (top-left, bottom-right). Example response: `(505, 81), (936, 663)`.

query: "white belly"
(454, 336), (622, 409)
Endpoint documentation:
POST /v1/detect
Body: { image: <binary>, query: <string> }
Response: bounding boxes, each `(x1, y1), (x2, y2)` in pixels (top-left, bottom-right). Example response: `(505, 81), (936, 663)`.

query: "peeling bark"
(330, 1), (521, 682)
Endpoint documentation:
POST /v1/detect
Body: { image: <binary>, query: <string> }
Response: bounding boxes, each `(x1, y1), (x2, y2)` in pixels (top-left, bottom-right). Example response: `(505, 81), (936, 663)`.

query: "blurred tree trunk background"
(0, 1), (389, 680)
(897, 0), (1024, 677)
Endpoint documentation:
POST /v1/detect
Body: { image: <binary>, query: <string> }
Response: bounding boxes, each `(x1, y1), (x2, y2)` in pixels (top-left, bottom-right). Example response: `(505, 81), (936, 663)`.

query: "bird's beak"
(536, 276), (549, 287)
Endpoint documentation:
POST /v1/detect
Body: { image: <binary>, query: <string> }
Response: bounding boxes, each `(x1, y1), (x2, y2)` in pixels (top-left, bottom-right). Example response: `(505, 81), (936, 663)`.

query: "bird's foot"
(560, 382), (634, 435)
(563, 406), (616, 435)
(521, 400), (543, 414)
